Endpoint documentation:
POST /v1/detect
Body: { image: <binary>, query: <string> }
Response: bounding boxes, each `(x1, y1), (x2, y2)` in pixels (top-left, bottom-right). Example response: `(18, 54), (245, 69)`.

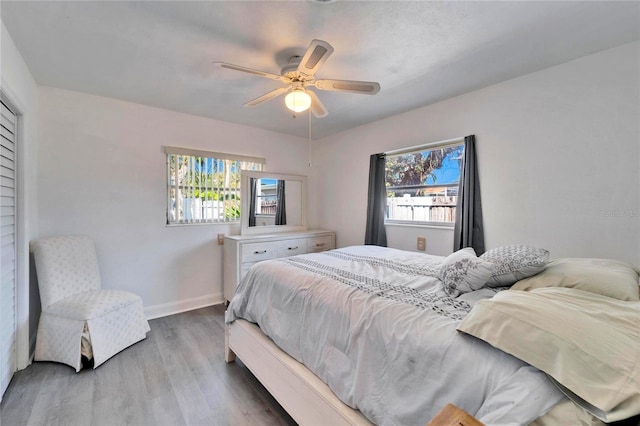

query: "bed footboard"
(225, 320), (372, 426)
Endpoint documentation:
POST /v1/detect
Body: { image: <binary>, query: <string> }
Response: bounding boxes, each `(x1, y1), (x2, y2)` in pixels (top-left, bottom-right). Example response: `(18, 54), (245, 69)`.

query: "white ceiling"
(2, 1), (639, 139)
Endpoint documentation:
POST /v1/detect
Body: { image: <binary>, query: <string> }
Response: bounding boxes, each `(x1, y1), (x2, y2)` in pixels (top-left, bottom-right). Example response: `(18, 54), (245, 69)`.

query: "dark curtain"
(453, 135), (485, 254)
(364, 153), (387, 246)
(248, 177), (257, 227)
(275, 180), (286, 225)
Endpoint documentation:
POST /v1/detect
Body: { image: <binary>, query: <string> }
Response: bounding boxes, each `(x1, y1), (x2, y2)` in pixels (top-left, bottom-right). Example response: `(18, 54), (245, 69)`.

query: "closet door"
(0, 98), (17, 398)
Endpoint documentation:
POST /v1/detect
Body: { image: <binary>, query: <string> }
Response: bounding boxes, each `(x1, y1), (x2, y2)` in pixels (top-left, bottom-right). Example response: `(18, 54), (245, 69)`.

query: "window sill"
(384, 221), (454, 231)
(166, 221), (240, 228)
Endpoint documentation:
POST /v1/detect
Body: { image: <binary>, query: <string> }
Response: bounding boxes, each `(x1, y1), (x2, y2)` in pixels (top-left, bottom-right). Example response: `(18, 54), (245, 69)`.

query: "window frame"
(165, 146), (265, 226)
(384, 139), (464, 228)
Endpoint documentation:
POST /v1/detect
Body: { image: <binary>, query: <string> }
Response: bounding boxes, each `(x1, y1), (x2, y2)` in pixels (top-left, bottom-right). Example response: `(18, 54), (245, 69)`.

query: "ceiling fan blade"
(244, 87), (290, 107)
(297, 39), (334, 78)
(314, 79), (381, 95)
(215, 62), (287, 82)
(307, 90), (328, 118)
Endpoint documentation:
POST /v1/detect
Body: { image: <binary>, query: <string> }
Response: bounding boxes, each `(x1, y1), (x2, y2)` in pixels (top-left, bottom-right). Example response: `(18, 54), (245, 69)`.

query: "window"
(385, 141), (464, 226)
(165, 147), (264, 225)
(253, 178), (277, 216)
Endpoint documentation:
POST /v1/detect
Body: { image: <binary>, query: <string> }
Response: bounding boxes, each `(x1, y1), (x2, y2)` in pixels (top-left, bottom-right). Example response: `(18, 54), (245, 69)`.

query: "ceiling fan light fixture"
(220, 39), (379, 118)
(285, 89), (312, 113)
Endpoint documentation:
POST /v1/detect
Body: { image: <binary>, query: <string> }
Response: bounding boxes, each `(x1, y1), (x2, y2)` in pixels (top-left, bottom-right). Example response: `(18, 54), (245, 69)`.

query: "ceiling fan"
(216, 39), (380, 118)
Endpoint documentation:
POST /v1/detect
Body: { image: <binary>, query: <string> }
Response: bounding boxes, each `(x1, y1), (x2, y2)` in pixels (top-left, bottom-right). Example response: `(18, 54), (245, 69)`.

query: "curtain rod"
(384, 136), (465, 156)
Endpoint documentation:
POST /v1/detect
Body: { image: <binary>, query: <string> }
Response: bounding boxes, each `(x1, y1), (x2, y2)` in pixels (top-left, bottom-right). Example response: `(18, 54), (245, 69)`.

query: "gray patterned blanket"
(226, 245), (563, 425)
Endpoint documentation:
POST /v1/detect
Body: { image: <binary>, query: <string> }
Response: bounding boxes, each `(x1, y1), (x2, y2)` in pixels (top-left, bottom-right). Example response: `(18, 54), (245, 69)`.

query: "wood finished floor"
(0, 305), (297, 426)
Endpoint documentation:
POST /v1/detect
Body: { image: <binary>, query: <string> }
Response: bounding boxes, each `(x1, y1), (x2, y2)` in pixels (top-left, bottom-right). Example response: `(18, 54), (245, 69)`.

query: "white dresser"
(223, 230), (336, 302)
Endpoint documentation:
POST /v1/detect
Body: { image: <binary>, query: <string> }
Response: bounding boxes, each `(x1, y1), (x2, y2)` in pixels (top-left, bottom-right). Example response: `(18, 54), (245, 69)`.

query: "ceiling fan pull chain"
(308, 110), (312, 168)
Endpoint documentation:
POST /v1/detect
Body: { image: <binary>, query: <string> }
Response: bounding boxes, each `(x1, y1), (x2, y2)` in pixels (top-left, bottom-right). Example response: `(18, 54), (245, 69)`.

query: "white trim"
(143, 293), (224, 320)
(384, 136), (464, 156)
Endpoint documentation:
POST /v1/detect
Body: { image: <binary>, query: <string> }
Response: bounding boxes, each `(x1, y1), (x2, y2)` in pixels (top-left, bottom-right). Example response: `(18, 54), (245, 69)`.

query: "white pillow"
(457, 287), (640, 423)
(480, 244), (549, 287)
(511, 258), (640, 301)
(438, 248), (494, 297)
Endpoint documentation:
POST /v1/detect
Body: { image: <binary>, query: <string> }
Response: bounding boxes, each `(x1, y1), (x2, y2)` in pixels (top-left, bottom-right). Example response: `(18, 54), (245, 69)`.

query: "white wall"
(311, 41), (640, 266)
(1, 21), (39, 369)
(37, 87), (309, 317)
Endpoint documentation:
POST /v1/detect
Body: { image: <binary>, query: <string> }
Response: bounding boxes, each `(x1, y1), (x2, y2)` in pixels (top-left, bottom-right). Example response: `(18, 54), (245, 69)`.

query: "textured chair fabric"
(34, 234), (101, 308)
(32, 235), (150, 371)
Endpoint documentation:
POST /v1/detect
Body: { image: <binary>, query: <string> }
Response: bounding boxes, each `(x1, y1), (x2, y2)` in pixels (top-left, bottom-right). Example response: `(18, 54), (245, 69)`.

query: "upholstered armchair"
(31, 235), (150, 371)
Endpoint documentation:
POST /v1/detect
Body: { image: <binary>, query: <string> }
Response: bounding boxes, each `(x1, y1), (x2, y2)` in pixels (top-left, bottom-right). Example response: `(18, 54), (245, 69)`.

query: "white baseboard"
(144, 293), (224, 320)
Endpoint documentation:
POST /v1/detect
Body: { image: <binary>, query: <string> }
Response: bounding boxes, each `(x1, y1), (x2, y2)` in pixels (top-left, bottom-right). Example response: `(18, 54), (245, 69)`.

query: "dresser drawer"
(278, 238), (307, 257)
(307, 235), (335, 253)
(241, 242), (279, 262)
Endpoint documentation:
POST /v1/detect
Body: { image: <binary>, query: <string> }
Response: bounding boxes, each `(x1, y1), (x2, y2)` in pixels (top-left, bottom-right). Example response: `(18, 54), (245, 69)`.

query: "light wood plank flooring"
(0, 305), (297, 426)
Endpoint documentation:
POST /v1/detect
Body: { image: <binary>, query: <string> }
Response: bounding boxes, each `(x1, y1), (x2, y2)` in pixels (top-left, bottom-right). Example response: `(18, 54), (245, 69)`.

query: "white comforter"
(226, 246), (564, 425)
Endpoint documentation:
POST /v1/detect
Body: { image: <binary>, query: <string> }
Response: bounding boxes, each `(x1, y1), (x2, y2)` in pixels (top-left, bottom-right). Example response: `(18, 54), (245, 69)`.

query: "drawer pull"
(287, 246), (299, 250)
(254, 250), (268, 254)
(315, 243), (326, 247)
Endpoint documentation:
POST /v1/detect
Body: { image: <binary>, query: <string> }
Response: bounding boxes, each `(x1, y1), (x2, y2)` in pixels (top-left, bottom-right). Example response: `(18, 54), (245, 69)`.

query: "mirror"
(240, 171), (307, 235)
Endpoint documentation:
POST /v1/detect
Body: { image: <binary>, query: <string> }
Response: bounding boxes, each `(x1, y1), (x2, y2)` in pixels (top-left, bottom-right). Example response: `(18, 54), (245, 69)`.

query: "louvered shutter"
(0, 99), (17, 398)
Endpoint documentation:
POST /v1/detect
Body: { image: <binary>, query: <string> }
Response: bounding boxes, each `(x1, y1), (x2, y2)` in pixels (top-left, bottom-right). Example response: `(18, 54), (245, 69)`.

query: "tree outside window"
(385, 143), (464, 225)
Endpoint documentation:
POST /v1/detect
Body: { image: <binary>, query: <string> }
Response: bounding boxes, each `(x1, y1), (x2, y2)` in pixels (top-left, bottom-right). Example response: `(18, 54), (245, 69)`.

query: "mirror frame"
(240, 171), (307, 235)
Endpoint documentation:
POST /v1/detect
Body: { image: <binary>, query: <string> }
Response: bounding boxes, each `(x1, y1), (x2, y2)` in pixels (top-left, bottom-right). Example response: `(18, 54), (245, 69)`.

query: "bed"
(225, 245), (640, 425)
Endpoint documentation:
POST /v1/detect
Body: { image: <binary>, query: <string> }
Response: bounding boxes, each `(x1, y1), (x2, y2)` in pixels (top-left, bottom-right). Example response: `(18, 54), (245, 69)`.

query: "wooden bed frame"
(224, 321), (571, 426)
(225, 319), (372, 425)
